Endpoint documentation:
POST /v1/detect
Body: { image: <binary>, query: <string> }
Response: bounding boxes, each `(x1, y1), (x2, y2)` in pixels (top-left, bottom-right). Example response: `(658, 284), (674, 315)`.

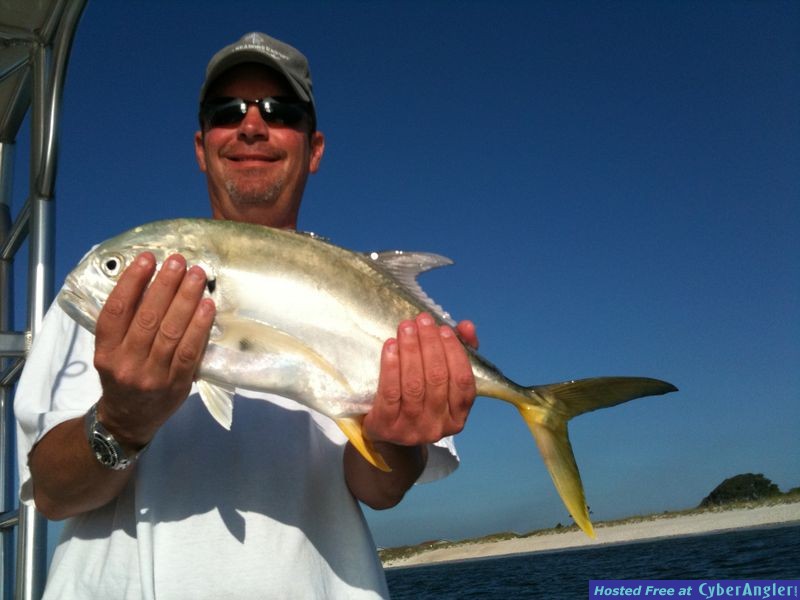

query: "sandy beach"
(382, 501), (800, 569)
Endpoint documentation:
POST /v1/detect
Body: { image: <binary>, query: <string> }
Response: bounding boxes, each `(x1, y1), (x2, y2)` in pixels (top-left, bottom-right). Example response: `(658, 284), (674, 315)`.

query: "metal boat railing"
(0, 1), (87, 597)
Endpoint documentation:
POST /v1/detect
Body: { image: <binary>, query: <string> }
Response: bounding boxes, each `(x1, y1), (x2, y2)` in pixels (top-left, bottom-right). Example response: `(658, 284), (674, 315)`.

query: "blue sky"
(11, 1), (798, 549)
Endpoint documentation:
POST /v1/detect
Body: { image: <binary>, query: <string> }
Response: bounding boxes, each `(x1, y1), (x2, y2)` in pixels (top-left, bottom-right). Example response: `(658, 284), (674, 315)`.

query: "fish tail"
(504, 377), (677, 538)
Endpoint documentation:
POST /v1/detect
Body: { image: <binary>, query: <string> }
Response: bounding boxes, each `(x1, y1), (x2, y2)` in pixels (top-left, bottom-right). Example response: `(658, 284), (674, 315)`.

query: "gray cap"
(199, 32), (316, 125)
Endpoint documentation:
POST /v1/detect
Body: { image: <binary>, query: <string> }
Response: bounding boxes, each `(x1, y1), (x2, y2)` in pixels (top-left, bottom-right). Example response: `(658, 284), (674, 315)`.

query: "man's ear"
(308, 131), (325, 174)
(194, 131), (207, 172)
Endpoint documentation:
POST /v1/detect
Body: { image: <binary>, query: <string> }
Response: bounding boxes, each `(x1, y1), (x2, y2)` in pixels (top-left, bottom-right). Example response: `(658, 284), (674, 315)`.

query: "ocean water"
(385, 523), (800, 599)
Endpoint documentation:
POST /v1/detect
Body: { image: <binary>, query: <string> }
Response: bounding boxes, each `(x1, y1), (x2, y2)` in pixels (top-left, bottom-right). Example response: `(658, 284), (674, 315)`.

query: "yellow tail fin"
(518, 411), (596, 537)
(509, 377), (677, 538)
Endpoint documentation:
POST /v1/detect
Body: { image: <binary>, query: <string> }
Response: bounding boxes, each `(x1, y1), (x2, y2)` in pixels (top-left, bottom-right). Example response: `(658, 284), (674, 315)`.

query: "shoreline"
(382, 501), (800, 569)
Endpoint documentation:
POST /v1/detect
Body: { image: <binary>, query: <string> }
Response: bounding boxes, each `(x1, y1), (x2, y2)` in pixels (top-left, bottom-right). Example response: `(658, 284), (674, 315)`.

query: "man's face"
(194, 64), (325, 229)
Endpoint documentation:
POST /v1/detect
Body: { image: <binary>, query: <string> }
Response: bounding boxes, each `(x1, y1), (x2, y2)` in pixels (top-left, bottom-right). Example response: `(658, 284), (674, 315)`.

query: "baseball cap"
(199, 32), (316, 127)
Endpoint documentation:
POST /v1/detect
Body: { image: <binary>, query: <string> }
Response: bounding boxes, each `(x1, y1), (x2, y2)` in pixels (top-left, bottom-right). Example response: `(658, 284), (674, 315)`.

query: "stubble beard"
(225, 174), (286, 206)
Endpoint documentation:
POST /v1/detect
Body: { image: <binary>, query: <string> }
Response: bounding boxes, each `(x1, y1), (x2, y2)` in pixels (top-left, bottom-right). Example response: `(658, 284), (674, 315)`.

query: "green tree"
(699, 473), (781, 507)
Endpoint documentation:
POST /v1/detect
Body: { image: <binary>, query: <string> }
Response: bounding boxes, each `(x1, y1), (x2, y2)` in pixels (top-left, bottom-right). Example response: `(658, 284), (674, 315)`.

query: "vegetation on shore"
(378, 478), (800, 564)
(698, 473), (788, 507)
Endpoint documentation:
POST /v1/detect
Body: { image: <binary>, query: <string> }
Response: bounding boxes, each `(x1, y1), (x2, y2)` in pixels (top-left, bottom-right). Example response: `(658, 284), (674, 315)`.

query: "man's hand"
(344, 313), (478, 509)
(364, 313), (477, 445)
(29, 252), (214, 520)
(93, 252), (216, 449)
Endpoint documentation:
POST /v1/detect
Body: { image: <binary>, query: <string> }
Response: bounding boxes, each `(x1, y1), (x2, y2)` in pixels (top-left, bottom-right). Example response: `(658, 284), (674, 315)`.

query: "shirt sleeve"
(416, 436), (460, 484)
(14, 301), (102, 504)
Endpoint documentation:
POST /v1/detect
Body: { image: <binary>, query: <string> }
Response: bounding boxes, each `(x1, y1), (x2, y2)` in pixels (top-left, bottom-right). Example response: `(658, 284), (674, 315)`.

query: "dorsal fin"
(365, 250), (456, 326)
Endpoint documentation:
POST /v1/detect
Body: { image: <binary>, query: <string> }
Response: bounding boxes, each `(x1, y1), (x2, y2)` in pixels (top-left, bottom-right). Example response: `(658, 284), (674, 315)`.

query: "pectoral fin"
(336, 416), (391, 472)
(215, 314), (353, 394)
(197, 379), (235, 429)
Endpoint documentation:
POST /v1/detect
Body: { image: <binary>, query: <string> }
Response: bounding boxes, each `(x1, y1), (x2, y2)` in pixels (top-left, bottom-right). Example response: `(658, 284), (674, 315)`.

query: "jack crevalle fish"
(57, 218), (677, 537)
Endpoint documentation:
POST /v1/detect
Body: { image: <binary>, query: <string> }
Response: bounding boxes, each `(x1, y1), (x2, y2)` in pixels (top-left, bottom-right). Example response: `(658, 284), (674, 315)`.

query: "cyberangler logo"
(590, 580), (799, 600)
(699, 582), (799, 600)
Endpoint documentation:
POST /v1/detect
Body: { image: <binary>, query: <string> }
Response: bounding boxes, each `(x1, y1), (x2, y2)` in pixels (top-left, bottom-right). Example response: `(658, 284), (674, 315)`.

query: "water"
(385, 523), (800, 599)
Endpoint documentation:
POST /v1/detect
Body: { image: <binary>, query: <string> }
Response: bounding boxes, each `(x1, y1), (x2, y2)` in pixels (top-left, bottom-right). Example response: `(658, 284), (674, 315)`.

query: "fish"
(57, 218), (677, 537)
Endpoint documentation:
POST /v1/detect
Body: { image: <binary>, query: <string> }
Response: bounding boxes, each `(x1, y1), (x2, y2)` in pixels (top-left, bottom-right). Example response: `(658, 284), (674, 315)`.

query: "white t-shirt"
(15, 303), (459, 599)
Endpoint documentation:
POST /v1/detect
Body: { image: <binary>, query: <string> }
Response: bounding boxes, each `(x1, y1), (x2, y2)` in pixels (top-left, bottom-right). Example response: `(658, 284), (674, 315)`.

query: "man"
(15, 32), (477, 598)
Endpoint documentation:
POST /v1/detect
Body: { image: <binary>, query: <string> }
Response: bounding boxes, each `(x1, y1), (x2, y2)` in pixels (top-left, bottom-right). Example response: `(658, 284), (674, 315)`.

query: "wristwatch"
(84, 402), (142, 470)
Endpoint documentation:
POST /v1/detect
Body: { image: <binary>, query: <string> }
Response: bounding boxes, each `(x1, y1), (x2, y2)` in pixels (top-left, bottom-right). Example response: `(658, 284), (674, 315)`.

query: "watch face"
(85, 403), (134, 470)
(90, 430), (127, 469)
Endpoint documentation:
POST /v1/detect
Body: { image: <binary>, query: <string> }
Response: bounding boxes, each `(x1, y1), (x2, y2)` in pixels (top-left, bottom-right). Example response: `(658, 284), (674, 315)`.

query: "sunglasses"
(200, 96), (312, 129)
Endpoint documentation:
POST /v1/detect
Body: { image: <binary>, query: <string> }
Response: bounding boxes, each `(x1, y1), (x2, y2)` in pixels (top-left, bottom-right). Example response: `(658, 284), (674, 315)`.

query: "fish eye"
(100, 253), (126, 278)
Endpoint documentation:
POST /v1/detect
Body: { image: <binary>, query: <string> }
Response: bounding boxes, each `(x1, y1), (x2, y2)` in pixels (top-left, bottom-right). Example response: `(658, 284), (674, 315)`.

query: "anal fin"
(336, 416), (392, 472)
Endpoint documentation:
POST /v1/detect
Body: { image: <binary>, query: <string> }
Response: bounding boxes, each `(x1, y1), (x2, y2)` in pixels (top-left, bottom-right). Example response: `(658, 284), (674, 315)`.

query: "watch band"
(84, 402), (140, 470)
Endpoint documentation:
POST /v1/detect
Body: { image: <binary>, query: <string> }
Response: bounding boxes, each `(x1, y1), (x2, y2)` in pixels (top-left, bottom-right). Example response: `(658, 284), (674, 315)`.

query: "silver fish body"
(58, 218), (677, 537)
